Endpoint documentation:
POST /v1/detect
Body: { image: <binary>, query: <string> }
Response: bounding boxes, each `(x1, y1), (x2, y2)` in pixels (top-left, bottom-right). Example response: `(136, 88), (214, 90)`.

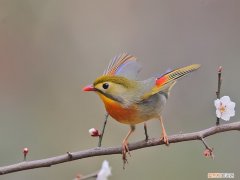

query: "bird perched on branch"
(83, 53), (200, 164)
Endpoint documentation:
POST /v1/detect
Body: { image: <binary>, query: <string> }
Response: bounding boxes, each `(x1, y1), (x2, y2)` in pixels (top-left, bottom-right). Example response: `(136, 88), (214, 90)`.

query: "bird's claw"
(122, 141), (131, 168)
(145, 136), (149, 142)
(160, 131), (169, 145)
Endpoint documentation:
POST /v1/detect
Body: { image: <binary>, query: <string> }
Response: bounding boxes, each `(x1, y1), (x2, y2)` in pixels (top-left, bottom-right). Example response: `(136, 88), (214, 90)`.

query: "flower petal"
(214, 99), (221, 108)
(97, 160), (111, 180)
(228, 109), (235, 117)
(228, 101), (236, 110)
(220, 96), (231, 104)
(216, 110), (221, 118)
(221, 112), (230, 121)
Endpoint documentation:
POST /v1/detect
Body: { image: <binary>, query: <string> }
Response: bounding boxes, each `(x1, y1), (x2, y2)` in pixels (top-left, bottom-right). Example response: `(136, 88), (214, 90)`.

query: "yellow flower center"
(219, 103), (226, 113)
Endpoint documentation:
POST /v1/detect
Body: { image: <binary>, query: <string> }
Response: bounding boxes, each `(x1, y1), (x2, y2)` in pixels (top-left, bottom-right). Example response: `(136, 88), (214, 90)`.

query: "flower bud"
(218, 66), (222, 73)
(23, 147), (29, 161)
(23, 148), (29, 156)
(203, 148), (214, 159)
(89, 128), (101, 137)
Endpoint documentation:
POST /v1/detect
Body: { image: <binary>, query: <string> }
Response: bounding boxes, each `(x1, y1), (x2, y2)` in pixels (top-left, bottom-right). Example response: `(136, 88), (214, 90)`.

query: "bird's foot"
(160, 130), (169, 145)
(145, 135), (149, 142)
(122, 140), (131, 168)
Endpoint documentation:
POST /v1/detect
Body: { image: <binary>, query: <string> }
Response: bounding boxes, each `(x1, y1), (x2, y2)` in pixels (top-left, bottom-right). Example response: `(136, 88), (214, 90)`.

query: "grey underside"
(135, 92), (168, 122)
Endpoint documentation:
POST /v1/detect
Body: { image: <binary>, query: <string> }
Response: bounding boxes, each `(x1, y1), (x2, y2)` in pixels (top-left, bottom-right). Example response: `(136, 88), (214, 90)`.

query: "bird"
(83, 53), (200, 164)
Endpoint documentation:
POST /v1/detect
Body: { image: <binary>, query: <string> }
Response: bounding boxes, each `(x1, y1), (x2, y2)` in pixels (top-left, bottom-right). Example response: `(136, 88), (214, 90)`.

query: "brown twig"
(0, 121), (239, 175)
(98, 113), (109, 147)
(73, 172), (98, 180)
(200, 137), (211, 150)
(216, 66), (222, 125)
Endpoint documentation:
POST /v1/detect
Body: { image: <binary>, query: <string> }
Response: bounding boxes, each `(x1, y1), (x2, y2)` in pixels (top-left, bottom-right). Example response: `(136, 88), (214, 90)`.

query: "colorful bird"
(83, 53), (200, 163)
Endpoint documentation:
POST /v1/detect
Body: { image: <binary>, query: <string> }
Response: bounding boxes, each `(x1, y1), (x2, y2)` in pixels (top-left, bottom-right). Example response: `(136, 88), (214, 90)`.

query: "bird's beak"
(83, 84), (96, 91)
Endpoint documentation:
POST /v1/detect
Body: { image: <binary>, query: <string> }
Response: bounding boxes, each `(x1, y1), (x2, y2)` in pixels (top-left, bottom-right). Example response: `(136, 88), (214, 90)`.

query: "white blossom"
(96, 160), (111, 180)
(214, 96), (235, 121)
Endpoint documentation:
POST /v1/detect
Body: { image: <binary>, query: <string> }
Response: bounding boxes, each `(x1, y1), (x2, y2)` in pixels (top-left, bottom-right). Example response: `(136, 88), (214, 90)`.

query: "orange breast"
(97, 93), (139, 125)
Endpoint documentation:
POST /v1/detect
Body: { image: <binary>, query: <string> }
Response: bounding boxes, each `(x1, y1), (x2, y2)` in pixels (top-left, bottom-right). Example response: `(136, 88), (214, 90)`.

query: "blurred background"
(0, 0), (240, 179)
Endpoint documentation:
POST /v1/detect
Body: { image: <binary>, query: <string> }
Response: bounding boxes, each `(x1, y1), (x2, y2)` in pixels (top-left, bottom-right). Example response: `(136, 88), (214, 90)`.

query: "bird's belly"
(97, 93), (142, 124)
(97, 92), (165, 125)
(105, 102), (143, 124)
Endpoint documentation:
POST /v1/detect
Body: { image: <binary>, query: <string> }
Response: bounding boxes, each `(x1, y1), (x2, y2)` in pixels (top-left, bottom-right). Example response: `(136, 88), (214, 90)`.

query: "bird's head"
(83, 75), (138, 104)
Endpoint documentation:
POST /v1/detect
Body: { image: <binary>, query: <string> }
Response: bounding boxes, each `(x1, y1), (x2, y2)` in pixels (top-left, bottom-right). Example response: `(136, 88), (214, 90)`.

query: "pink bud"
(75, 174), (82, 180)
(23, 148), (29, 156)
(203, 148), (214, 159)
(218, 66), (222, 73)
(23, 147), (29, 161)
(89, 128), (101, 137)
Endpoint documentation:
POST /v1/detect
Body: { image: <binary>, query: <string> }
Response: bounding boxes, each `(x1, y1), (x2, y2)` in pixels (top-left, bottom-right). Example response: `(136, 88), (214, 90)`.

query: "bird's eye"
(102, 83), (109, 89)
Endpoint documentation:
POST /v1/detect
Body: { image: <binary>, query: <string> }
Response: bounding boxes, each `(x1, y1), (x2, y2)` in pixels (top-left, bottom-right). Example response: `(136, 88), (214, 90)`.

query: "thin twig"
(0, 121), (239, 175)
(74, 172), (98, 180)
(81, 172), (98, 180)
(200, 137), (211, 150)
(98, 113), (109, 147)
(216, 66), (222, 125)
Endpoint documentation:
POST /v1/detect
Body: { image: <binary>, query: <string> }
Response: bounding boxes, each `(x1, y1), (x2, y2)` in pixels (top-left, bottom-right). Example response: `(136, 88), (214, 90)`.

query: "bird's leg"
(144, 122), (149, 141)
(159, 116), (169, 145)
(122, 125), (135, 167)
(98, 113), (109, 147)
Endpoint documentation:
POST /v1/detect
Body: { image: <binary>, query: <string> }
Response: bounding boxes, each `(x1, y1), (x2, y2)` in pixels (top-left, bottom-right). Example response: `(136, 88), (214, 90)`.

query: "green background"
(0, 0), (240, 179)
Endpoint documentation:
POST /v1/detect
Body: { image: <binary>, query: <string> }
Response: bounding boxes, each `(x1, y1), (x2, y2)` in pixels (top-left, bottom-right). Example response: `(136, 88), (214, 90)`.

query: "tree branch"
(216, 66), (223, 125)
(0, 121), (239, 175)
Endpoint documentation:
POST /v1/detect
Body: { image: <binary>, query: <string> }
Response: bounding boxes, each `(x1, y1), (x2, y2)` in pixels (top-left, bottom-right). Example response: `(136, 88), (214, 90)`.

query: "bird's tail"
(157, 64), (200, 91)
(142, 64), (200, 99)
